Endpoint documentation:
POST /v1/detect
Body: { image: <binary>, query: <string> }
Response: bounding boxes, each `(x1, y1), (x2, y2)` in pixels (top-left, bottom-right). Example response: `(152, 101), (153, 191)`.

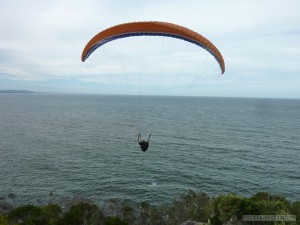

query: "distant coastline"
(0, 90), (35, 93)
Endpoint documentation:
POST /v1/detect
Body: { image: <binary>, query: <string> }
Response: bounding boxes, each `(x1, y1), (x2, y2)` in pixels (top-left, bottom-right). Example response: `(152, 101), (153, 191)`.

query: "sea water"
(0, 94), (299, 205)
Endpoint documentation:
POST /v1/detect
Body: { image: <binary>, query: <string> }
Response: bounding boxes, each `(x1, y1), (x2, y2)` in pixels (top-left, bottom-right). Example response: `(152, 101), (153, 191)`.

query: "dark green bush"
(7, 204), (62, 225)
(104, 216), (128, 225)
(8, 204), (42, 225)
(1, 191), (297, 225)
(248, 192), (290, 215)
(40, 204), (62, 225)
(213, 194), (243, 224)
(0, 215), (9, 225)
(291, 201), (300, 225)
(166, 191), (213, 224)
(58, 202), (104, 225)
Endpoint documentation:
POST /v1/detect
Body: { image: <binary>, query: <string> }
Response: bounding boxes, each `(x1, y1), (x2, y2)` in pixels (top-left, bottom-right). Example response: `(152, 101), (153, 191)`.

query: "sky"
(0, 0), (300, 98)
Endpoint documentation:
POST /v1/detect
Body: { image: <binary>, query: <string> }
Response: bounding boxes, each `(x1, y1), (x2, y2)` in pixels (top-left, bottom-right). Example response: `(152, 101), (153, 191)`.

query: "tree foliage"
(0, 191), (298, 225)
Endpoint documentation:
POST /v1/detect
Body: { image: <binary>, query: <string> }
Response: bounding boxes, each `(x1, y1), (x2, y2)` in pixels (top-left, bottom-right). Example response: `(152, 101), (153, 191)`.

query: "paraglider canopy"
(81, 21), (225, 74)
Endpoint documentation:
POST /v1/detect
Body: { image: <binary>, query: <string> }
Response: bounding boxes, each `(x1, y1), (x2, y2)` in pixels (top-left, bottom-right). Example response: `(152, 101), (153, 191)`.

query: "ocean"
(0, 94), (299, 206)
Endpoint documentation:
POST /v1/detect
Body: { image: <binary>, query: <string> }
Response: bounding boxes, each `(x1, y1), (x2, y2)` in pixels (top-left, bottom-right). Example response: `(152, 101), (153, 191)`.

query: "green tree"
(249, 192), (290, 215)
(291, 201), (300, 225)
(139, 201), (152, 225)
(104, 216), (128, 225)
(0, 215), (9, 225)
(120, 204), (135, 225)
(166, 191), (213, 224)
(40, 204), (62, 225)
(58, 203), (104, 225)
(213, 194), (243, 224)
(8, 204), (43, 225)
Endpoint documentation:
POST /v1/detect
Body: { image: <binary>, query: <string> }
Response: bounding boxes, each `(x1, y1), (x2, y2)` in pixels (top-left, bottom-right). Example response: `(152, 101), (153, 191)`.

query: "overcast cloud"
(0, 0), (299, 98)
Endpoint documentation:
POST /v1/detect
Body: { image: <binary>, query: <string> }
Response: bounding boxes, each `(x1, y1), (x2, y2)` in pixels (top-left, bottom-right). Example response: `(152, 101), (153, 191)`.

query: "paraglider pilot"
(138, 133), (151, 152)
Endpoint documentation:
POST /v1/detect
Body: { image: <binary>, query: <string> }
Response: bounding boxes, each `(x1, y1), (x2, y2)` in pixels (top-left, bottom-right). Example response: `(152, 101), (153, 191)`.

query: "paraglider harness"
(138, 133), (151, 152)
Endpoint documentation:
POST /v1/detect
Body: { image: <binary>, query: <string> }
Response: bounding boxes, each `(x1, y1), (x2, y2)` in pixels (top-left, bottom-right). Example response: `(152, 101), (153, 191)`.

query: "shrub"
(104, 216), (128, 225)
(166, 191), (213, 224)
(249, 192), (290, 215)
(291, 201), (300, 225)
(8, 204), (42, 225)
(0, 215), (9, 225)
(213, 194), (243, 224)
(58, 202), (104, 225)
(40, 204), (62, 225)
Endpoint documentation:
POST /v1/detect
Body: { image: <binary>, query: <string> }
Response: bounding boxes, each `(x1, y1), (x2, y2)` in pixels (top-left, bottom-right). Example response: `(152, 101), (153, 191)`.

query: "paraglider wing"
(81, 21), (225, 74)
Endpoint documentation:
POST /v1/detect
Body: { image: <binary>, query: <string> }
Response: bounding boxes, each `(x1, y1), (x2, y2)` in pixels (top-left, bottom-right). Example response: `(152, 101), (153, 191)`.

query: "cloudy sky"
(1, 0), (299, 98)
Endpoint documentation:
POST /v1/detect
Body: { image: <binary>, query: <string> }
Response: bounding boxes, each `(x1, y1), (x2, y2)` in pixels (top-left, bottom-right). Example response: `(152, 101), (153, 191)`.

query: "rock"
(8, 193), (16, 199)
